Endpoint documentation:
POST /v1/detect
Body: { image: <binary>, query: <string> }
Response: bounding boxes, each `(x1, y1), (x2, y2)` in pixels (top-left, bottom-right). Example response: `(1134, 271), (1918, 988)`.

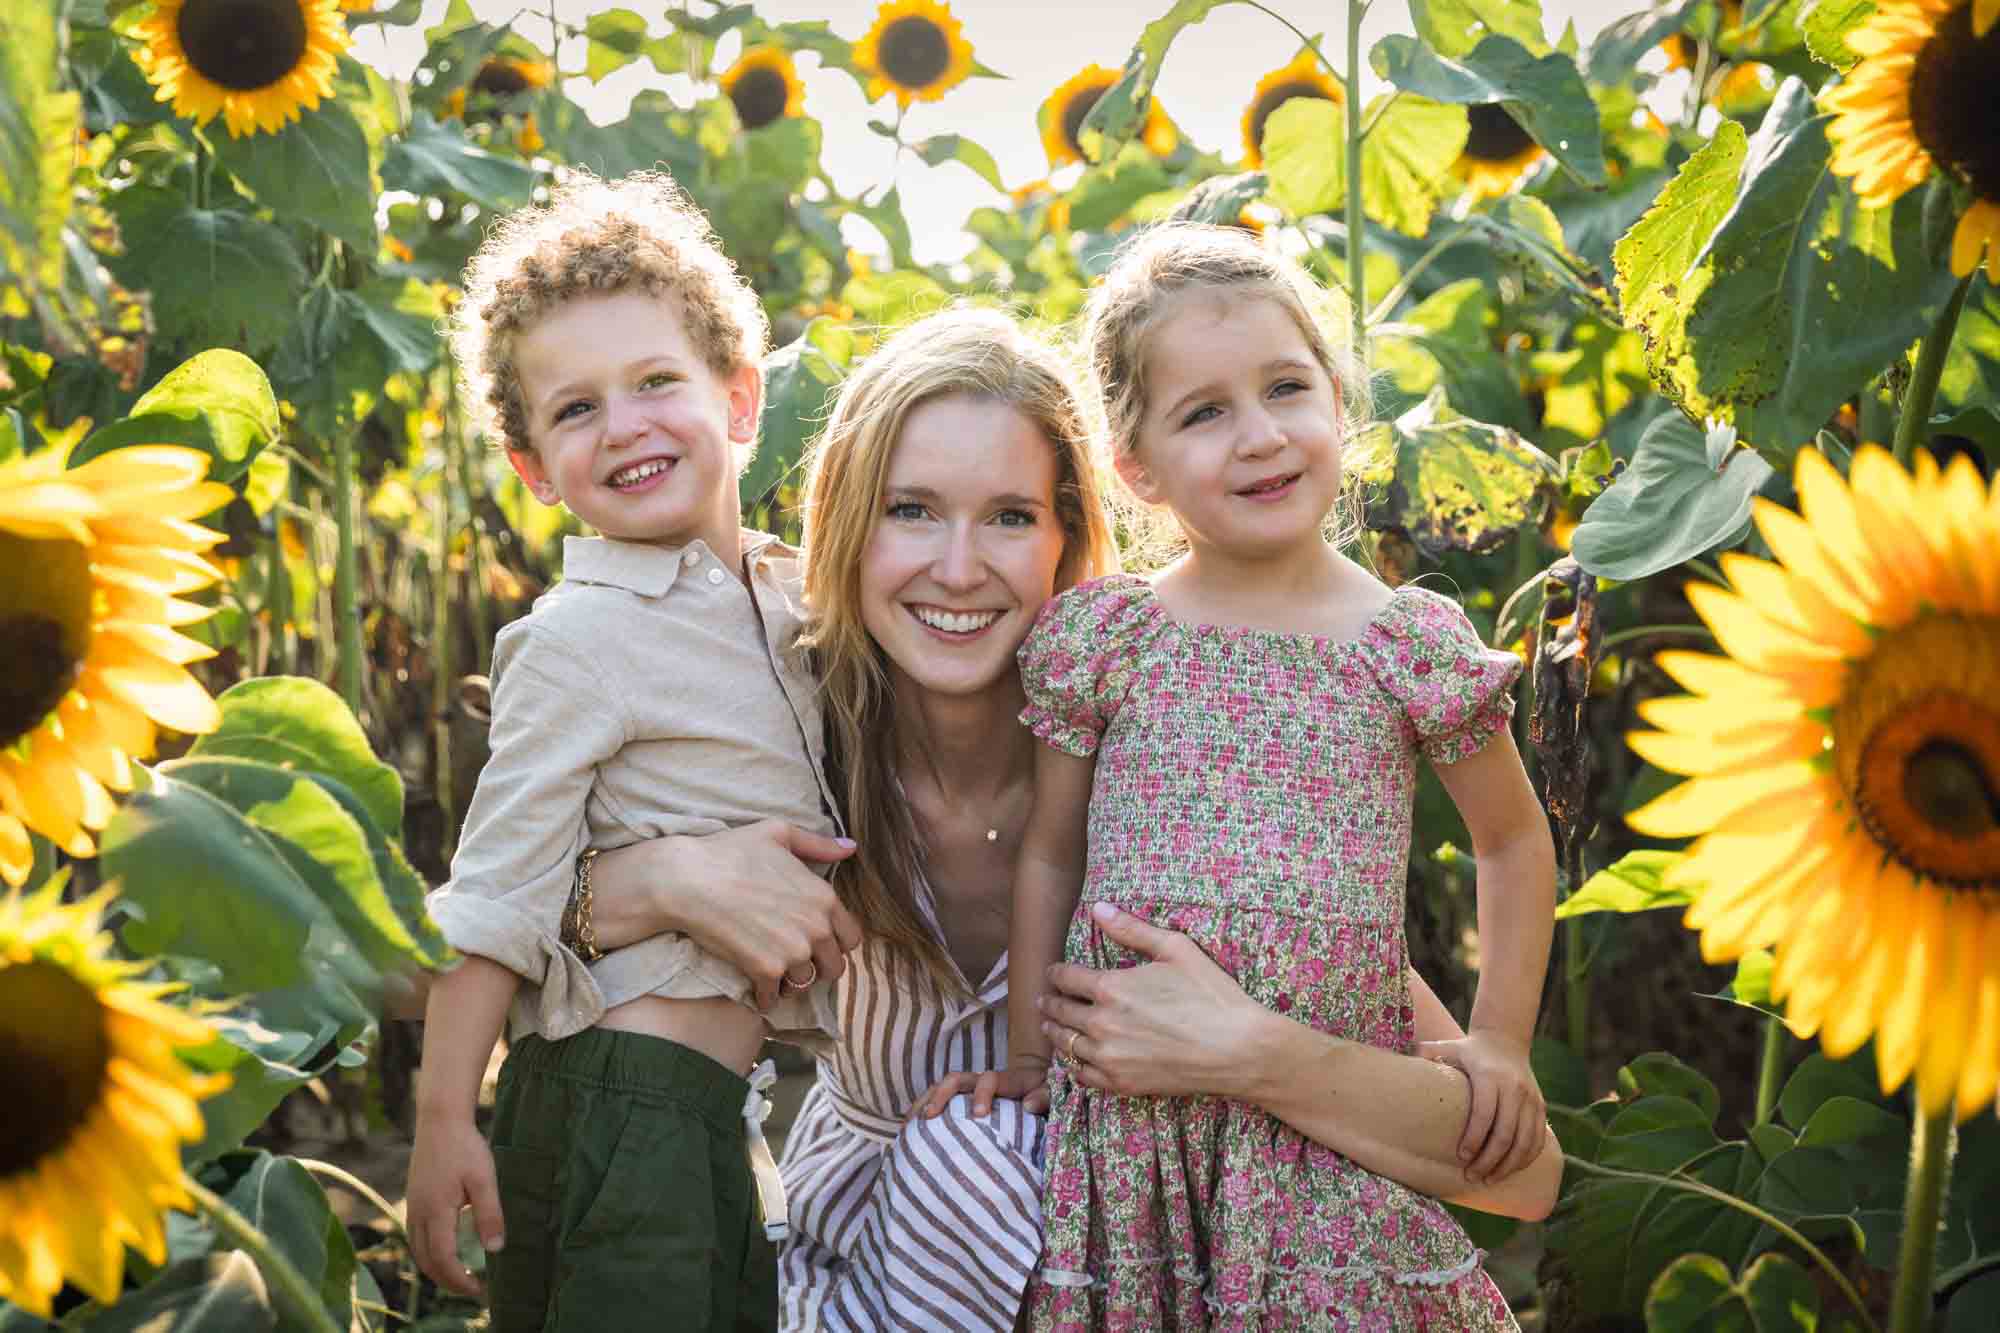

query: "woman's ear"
(1114, 448), (1161, 505)
(506, 446), (561, 506)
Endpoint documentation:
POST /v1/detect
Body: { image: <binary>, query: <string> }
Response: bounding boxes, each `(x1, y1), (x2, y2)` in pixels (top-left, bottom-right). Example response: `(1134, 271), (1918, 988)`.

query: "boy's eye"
(641, 372), (678, 390)
(554, 399), (592, 423)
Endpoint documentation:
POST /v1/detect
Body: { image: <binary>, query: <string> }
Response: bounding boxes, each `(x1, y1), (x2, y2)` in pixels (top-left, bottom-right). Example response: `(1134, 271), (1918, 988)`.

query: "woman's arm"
(1041, 903), (1560, 1220)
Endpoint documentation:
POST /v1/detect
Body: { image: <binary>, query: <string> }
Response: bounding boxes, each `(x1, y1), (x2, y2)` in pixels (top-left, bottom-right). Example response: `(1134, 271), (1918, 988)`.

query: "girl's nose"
(1236, 404), (1285, 458)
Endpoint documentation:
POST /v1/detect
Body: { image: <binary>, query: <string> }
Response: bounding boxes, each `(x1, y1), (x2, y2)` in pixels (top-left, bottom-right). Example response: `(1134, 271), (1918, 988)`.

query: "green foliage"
(105, 192), (307, 355)
(744, 317), (854, 510)
(1410, 0), (1551, 58)
(1645, 1251), (1822, 1331)
(1357, 391), (1560, 555)
(0, 6), (80, 335)
(207, 101), (378, 255)
(1570, 412), (1774, 581)
(382, 112), (540, 211)
(1264, 94), (1470, 237)
(78, 1253), (276, 1331)
(1555, 849), (1692, 918)
(1371, 34), (1605, 185)
(70, 348), (282, 483)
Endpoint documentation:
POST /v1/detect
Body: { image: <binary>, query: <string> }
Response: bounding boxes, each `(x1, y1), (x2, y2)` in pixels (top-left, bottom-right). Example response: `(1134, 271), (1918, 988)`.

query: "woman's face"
(860, 392), (1068, 703)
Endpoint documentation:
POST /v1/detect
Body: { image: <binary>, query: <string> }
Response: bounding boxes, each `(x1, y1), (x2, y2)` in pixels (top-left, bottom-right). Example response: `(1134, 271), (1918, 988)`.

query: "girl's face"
(860, 393), (1068, 703)
(1119, 290), (1344, 560)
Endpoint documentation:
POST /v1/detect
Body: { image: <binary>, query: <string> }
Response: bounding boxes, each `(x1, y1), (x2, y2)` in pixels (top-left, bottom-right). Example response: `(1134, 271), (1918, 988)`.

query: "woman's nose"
(932, 525), (984, 590)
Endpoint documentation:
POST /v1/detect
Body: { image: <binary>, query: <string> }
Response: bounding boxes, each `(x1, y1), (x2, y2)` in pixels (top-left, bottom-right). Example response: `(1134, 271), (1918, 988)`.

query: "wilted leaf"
(1359, 391), (1560, 555)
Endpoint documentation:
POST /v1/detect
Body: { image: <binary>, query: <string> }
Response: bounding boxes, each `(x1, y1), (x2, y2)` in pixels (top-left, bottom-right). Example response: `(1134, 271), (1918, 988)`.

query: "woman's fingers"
(1043, 961), (1104, 1005)
(1037, 992), (1094, 1035)
(1084, 901), (1179, 960)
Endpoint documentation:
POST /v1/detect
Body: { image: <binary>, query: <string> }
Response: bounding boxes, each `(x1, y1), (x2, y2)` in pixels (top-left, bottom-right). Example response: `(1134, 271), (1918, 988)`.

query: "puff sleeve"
(1016, 574), (1160, 758)
(1370, 585), (1522, 765)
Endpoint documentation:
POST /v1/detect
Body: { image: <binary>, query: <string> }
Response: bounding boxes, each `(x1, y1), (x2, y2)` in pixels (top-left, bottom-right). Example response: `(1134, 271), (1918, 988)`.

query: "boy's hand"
(407, 1114), (505, 1301)
(1418, 1029), (1546, 1185)
(912, 1063), (1051, 1121)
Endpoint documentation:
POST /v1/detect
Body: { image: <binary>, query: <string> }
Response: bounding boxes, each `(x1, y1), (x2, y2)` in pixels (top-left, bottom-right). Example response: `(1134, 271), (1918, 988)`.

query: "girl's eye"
(1271, 378), (1306, 397)
(886, 500), (930, 521)
(1180, 403), (1220, 429)
(994, 508), (1037, 528)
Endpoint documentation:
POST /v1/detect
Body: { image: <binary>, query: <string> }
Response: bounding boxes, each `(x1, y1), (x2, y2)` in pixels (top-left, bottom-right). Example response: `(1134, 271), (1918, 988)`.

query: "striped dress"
(778, 874), (1046, 1331)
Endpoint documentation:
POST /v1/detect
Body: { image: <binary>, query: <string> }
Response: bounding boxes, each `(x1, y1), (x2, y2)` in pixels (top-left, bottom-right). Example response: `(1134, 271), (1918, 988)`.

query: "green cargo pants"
(484, 1028), (777, 1333)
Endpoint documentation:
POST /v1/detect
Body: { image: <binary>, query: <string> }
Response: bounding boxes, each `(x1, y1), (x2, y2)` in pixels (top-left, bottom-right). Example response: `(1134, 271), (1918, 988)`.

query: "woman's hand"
(1037, 901), (1267, 1100)
(590, 821), (863, 1010)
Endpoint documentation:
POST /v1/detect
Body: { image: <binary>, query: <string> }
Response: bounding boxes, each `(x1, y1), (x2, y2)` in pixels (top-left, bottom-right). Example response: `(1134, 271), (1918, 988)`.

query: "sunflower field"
(2, 0), (1998, 1328)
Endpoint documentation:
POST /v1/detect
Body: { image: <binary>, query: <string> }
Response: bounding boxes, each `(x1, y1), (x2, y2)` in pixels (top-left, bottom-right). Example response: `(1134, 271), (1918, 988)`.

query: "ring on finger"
(780, 960), (819, 993)
(1064, 1029), (1084, 1063)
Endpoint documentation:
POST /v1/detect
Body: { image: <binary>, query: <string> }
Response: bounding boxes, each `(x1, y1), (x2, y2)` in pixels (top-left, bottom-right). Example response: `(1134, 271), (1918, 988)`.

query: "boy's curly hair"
(450, 170), (770, 456)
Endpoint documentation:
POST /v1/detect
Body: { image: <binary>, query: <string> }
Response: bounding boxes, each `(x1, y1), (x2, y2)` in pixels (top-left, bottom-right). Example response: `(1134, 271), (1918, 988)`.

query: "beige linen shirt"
(425, 530), (841, 1046)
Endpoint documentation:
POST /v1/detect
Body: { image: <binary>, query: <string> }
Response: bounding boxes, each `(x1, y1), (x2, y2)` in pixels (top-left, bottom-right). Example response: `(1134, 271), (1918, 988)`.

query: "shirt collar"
(560, 530), (785, 598)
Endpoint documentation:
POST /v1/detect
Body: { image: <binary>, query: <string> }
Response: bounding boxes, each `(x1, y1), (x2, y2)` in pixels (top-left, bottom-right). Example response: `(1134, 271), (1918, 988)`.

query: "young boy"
(408, 171), (845, 1333)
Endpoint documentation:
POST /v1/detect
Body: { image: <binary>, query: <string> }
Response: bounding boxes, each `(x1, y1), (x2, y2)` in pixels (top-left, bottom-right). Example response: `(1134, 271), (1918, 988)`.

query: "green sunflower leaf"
(207, 99), (378, 255)
(910, 133), (1005, 192)
(203, 1152), (356, 1329)
(1646, 1252), (1822, 1331)
(1065, 142), (1175, 232)
(1410, 0), (1550, 59)
(192, 676), (405, 836)
(0, 4), (78, 331)
(583, 8), (650, 81)
(1554, 849), (1691, 918)
(68, 347), (281, 484)
(1801, 0), (1875, 71)
(1355, 389), (1560, 554)
(1937, 276), (2000, 420)
(1583, 0), (1703, 85)
(382, 111), (540, 211)
(78, 1253), (277, 1332)
(743, 316), (851, 509)
(1370, 33), (1605, 185)
(104, 190), (307, 355)
(1569, 411), (1774, 581)
(1263, 94), (1468, 236)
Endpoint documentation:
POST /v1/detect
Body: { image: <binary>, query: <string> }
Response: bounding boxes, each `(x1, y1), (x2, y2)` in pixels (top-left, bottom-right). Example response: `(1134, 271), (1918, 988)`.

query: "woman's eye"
(886, 501), (930, 521)
(994, 508), (1037, 528)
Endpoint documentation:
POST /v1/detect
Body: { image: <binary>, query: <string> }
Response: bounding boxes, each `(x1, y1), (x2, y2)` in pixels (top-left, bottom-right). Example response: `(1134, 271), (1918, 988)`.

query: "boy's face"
(508, 289), (759, 550)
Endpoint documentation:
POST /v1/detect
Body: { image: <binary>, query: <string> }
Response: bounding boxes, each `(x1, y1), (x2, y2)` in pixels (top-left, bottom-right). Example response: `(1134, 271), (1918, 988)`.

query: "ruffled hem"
(1021, 704), (1101, 759)
(1420, 695), (1516, 766)
(1037, 1245), (1485, 1296)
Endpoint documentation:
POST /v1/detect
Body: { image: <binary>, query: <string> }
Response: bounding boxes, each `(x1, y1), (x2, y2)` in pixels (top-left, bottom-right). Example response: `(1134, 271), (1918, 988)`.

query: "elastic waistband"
(505, 1028), (752, 1135)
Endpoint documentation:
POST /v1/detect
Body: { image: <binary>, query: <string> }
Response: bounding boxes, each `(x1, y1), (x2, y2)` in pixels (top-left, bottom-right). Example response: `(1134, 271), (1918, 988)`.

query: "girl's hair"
(799, 306), (1118, 997)
(1080, 221), (1377, 565)
(449, 169), (770, 456)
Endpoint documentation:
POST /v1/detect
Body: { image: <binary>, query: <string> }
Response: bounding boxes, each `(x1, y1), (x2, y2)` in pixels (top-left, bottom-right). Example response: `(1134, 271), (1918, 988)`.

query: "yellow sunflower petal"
(1625, 761), (1829, 839)
(1684, 582), (1850, 675)
(1952, 198), (2000, 282)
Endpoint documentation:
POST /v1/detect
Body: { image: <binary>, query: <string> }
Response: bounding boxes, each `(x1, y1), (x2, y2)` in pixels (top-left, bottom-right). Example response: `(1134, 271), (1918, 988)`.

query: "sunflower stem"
(1366, 224), (1471, 325)
(297, 1158), (408, 1242)
(333, 427), (364, 716)
(1888, 1105), (1955, 1333)
(1892, 275), (1972, 467)
(1753, 1012), (1786, 1126)
(183, 1175), (345, 1333)
(1345, 0), (1367, 352)
(431, 373), (458, 863)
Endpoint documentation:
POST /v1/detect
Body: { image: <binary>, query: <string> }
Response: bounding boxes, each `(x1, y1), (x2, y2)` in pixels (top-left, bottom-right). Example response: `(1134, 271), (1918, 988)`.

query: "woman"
(577, 307), (1560, 1329)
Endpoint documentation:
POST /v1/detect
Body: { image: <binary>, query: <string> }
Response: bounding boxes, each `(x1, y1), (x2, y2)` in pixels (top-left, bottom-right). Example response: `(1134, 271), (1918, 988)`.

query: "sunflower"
(1453, 103), (1547, 199)
(721, 46), (805, 131)
(1823, 0), (2000, 280)
(0, 445), (230, 888)
(854, 0), (974, 107)
(514, 113), (543, 156)
(0, 878), (229, 1317)
(130, 0), (350, 139)
(1626, 445), (2000, 1121)
(1038, 64), (1176, 169)
(1241, 49), (1343, 169)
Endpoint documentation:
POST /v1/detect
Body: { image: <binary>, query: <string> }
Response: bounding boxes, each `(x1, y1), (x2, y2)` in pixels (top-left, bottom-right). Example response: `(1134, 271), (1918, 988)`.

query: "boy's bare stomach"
(596, 993), (766, 1075)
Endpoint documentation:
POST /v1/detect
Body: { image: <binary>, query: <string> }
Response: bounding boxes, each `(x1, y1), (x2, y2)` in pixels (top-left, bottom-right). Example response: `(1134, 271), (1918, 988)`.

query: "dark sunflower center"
(0, 960), (109, 1178)
(1061, 84), (1111, 158)
(471, 60), (530, 97)
(878, 16), (950, 88)
(1464, 103), (1536, 163)
(1905, 740), (2000, 840)
(1909, 5), (2000, 198)
(730, 66), (790, 130)
(176, 0), (310, 92)
(0, 534), (93, 747)
(1251, 82), (1336, 156)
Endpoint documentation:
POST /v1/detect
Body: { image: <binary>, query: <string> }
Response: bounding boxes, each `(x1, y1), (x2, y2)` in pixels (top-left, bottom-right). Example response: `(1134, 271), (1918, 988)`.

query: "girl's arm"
(1040, 904), (1560, 1220)
(1005, 744), (1097, 1075)
(1428, 726), (1558, 1184)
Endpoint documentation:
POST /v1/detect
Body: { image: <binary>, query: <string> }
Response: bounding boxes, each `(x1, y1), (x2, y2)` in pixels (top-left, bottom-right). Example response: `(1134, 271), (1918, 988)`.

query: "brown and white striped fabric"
(778, 876), (1046, 1331)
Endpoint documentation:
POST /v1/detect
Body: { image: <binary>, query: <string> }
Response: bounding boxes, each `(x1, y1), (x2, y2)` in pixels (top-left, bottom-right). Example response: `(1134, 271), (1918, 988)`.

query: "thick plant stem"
(1563, 852), (1588, 1057)
(1893, 275), (1971, 466)
(1345, 0), (1367, 350)
(1888, 1106), (1956, 1333)
(184, 1175), (345, 1333)
(431, 400), (457, 863)
(332, 429), (363, 714)
(1753, 1013), (1786, 1126)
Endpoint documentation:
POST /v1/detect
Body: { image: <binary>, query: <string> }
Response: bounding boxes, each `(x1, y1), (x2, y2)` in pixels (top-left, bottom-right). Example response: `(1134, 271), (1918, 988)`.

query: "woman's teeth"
(609, 458), (673, 487)
(912, 607), (1001, 634)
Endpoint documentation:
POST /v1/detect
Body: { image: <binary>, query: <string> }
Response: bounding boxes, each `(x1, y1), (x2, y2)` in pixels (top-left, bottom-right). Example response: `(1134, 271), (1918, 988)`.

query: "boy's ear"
(506, 446), (561, 505)
(1114, 448), (1161, 505)
(725, 362), (763, 448)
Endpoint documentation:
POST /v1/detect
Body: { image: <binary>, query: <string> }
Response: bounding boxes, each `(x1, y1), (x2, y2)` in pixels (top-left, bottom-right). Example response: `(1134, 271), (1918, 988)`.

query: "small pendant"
(985, 828), (999, 842)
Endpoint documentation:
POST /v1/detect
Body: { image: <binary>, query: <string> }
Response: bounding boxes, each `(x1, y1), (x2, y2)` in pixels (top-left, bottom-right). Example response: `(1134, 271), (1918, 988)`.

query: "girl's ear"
(506, 446), (561, 506)
(1114, 447), (1162, 505)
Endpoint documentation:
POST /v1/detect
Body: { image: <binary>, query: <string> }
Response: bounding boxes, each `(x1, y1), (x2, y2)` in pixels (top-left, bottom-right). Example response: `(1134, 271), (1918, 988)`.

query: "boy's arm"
(408, 955), (518, 1299)
(1003, 743), (1097, 1079)
(1429, 726), (1557, 1184)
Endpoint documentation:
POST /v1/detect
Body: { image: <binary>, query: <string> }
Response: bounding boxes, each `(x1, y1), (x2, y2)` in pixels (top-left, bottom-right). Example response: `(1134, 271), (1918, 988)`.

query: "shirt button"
(707, 567), (726, 585)
(682, 549), (702, 568)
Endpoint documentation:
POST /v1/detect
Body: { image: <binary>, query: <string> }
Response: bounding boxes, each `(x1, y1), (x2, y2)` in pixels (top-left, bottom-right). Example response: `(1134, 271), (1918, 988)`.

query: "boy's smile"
(508, 290), (758, 556)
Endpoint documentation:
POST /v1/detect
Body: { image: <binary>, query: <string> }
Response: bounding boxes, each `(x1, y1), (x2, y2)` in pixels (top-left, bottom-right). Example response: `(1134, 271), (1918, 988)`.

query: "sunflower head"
(130, 0), (350, 139)
(1627, 444), (2000, 1121)
(1824, 0), (2000, 280)
(722, 46), (806, 131)
(854, 0), (975, 107)
(0, 446), (230, 887)
(1453, 102), (1546, 199)
(1037, 64), (1178, 169)
(0, 878), (229, 1317)
(1241, 49), (1343, 169)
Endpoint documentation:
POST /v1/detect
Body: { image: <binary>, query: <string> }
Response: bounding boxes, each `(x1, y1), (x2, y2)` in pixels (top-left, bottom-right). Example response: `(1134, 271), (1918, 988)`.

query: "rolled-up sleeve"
(424, 618), (629, 1036)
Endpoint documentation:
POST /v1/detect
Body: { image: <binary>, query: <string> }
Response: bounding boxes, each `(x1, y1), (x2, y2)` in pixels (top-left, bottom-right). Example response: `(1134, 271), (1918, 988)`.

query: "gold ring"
(781, 960), (818, 992)
(1064, 1030), (1083, 1063)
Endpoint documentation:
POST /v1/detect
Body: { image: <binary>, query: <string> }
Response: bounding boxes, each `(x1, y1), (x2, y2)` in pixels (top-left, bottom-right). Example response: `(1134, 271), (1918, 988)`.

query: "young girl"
(999, 224), (1556, 1329)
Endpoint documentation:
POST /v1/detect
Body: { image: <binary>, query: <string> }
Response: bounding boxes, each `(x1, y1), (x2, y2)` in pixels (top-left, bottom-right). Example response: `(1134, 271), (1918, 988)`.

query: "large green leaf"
(77, 1253), (275, 1332)
(192, 676), (404, 836)
(1801, 0), (1874, 71)
(382, 112), (540, 210)
(1555, 849), (1692, 918)
(1410, 0), (1550, 58)
(1583, 0), (1703, 85)
(0, 5), (78, 325)
(1264, 95), (1469, 237)
(1460, 195), (1617, 317)
(1937, 278), (2000, 420)
(353, 276), (447, 376)
(1065, 143), (1176, 233)
(104, 191), (306, 354)
(68, 348), (281, 484)
(744, 115), (822, 193)
(911, 133), (1005, 192)
(1371, 34), (1604, 185)
(1615, 120), (1747, 387)
(1569, 412), (1774, 581)
(743, 317), (850, 507)
(530, 89), (679, 180)
(205, 1152), (356, 1328)
(1645, 1251), (1821, 1331)
(69, 26), (175, 131)
(1356, 391), (1560, 555)
(1375, 278), (1532, 429)
(177, 1018), (322, 1165)
(1635, 80), (1961, 457)
(584, 8), (650, 81)
(208, 100), (377, 254)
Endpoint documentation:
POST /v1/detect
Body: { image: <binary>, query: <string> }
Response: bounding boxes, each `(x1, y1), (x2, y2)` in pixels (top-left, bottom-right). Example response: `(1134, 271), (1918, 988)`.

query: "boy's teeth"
(611, 458), (671, 486)
(913, 607), (1001, 634)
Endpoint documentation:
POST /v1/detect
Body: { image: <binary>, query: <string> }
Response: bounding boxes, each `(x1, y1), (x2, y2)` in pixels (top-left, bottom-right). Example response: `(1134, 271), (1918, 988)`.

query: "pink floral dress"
(1016, 574), (1522, 1333)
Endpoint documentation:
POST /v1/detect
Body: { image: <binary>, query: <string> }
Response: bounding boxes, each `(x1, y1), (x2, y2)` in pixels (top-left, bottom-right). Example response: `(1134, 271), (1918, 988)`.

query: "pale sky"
(354, 1), (1642, 263)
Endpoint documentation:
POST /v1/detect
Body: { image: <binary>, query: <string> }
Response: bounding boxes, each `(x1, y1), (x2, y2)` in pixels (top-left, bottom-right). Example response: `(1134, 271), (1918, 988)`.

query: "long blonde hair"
(799, 307), (1118, 995)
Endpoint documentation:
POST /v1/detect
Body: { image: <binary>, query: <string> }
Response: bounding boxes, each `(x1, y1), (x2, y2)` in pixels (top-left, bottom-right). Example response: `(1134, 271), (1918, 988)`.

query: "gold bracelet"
(564, 848), (604, 963)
